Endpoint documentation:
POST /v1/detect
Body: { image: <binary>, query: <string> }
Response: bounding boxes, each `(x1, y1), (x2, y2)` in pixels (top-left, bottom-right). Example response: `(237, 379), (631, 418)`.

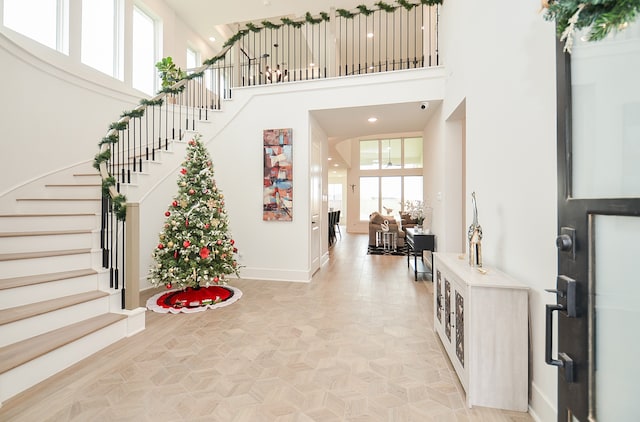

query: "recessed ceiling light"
(368, 117), (378, 123)
(367, 32), (374, 38)
(209, 36), (216, 42)
(310, 62), (315, 67)
(328, 157), (332, 161)
(334, 164), (339, 167)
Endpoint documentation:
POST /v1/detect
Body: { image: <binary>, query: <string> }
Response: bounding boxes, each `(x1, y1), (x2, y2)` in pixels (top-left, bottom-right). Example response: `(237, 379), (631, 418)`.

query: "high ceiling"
(164, 0), (437, 169)
(164, 0), (383, 46)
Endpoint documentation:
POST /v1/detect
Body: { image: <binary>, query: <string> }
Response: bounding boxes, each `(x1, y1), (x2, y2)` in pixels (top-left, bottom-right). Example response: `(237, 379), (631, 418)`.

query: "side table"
(376, 230), (397, 250)
(405, 228), (435, 281)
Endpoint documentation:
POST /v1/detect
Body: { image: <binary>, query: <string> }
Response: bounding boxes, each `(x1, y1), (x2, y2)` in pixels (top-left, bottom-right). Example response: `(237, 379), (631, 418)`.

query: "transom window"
(132, 6), (157, 95)
(3, 0), (69, 54)
(81, 0), (123, 79)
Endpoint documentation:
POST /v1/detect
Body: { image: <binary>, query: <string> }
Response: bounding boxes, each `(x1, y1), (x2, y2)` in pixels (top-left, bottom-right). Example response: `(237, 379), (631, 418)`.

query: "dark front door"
(550, 22), (640, 422)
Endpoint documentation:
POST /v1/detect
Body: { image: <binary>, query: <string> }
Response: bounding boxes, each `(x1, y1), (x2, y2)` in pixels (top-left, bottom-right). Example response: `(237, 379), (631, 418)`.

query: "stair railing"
(95, 1), (442, 310)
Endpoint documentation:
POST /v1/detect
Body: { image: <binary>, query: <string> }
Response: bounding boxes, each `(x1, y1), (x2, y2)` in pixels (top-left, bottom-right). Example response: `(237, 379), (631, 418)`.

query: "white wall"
(0, 0), (217, 197)
(181, 70), (446, 283)
(440, 1), (558, 421)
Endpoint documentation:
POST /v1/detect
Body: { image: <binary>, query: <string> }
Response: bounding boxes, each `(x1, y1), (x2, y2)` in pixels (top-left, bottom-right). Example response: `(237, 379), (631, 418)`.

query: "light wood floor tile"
(0, 232), (534, 422)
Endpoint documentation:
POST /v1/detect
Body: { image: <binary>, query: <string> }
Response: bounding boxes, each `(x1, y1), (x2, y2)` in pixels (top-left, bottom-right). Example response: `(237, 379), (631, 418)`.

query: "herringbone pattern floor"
(0, 232), (534, 421)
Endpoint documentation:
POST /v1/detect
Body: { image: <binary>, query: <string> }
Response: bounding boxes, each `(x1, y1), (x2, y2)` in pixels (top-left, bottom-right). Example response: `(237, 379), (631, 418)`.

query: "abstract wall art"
(263, 128), (293, 221)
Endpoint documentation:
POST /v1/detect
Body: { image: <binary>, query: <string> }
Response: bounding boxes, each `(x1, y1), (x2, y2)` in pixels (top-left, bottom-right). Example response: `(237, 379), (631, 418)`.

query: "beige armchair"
(368, 212), (405, 248)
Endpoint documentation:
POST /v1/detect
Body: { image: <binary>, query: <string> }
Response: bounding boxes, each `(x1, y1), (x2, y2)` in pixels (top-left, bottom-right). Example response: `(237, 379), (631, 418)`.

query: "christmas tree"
(148, 134), (239, 290)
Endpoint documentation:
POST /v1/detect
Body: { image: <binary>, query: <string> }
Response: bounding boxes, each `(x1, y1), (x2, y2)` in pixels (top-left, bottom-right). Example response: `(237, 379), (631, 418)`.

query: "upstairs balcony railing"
(95, 1), (441, 310)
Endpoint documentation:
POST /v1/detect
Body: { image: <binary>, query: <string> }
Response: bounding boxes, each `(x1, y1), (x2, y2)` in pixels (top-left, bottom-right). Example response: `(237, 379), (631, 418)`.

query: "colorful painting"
(263, 128), (293, 221)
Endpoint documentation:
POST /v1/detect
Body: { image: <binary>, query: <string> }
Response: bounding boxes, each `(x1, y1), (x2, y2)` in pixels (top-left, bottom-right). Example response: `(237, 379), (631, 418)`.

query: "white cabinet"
(433, 253), (529, 412)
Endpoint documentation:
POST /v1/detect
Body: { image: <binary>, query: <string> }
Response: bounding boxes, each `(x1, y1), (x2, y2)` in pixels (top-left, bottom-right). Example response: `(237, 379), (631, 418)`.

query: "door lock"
(556, 227), (576, 260)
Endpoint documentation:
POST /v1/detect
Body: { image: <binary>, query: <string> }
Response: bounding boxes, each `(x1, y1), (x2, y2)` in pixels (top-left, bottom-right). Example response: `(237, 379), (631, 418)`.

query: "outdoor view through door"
(550, 19), (640, 422)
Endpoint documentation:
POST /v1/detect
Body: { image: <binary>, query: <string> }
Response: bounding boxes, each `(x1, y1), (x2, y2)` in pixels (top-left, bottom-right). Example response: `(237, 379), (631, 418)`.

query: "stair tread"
(0, 313), (127, 375)
(0, 229), (91, 238)
(0, 248), (91, 262)
(0, 290), (109, 325)
(0, 268), (97, 290)
(0, 213), (96, 218)
(45, 184), (101, 187)
(16, 198), (100, 201)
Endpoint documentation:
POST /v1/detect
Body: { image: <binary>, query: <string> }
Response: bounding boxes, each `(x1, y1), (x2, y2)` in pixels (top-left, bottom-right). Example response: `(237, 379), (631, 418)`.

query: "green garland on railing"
(93, 149), (111, 171)
(121, 109), (145, 119)
(185, 71), (205, 80)
(336, 8), (355, 18)
(161, 86), (185, 95)
(281, 17), (304, 28)
(396, 0), (416, 11)
(203, 55), (225, 66)
(246, 22), (261, 32)
(110, 121), (128, 131)
(305, 12), (323, 24)
(375, 2), (397, 12)
(102, 177), (116, 196)
(262, 20), (281, 29)
(112, 194), (127, 221)
(140, 98), (164, 107)
(357, 5), (375, 16)
(99, 134), (119, 146)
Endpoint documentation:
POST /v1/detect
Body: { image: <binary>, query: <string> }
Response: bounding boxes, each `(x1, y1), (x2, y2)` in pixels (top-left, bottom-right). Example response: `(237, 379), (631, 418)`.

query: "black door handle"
(545, 303), (575, 382)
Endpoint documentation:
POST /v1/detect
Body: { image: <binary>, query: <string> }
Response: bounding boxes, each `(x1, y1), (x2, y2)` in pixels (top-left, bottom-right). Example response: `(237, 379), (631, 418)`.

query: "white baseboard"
(529, 381), (557, 422)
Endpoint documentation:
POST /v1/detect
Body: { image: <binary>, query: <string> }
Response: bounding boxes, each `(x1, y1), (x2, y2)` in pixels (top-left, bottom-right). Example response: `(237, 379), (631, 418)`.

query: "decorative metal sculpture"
(468, 192), (483, 267)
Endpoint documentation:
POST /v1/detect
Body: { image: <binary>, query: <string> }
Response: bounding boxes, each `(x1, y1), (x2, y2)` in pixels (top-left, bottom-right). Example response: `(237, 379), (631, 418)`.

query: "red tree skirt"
(146, 285), (242, 314)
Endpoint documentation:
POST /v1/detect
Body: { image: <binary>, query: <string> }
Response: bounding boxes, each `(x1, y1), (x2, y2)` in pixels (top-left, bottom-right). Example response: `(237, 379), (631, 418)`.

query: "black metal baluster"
(121, 219), (125, 309)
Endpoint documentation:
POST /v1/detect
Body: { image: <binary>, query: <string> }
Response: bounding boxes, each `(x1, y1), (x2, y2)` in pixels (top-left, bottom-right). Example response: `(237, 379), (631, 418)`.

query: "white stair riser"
(0, 251), (97, 279)
(42, 186), (101, 199)
(0, 319), (128, 404)
(0, 296), (111, 347)
(0, 215), (100, 232)
(0, 273), (100, 309)
(0, 232), (97, 254)
(15, 200), (102, 214)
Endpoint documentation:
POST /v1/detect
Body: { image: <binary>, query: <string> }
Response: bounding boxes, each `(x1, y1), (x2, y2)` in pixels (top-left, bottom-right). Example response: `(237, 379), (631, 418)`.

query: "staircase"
(0, 165), (145, 406)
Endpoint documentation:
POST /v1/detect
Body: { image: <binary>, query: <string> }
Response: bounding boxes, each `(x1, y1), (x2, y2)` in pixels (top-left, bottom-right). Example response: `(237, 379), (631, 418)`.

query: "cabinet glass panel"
(445, 279), (451, 341)
(455, 291), (464, 367)
(436, 270), (442, 323)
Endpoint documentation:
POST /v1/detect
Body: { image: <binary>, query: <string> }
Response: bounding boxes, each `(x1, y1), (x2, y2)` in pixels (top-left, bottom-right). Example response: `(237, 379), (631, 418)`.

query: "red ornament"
(183, 240), (191, 248)
(216, 240), (222, 245)
(172, 201), (178, 207)
(233, 247), (238, 253)
(221, 254), (227, 260)
(204, 223), (210, 229)
(166, 283), (172, 289)
(189, 139), (196, 146)
(158, 243), (164, 250)
(174, 251), (178, 259)
(199, 247), (210, 259)
(213, 276), (219, 283)
(185, 220), (189, 227)
(189, 189), (195, 195)
(180, 168), (187, 174)
(230, 239), (235, 245)
(165, 211), (171, 217)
